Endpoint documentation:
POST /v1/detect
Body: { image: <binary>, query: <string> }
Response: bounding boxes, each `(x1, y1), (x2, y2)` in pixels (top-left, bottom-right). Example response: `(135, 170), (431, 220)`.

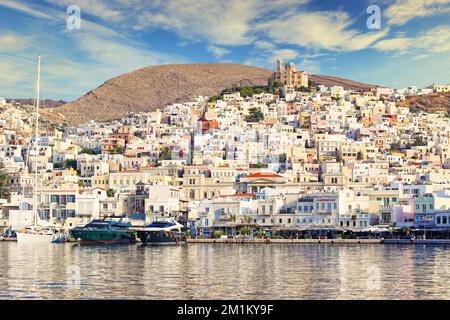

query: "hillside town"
(2, 59), (450, 239)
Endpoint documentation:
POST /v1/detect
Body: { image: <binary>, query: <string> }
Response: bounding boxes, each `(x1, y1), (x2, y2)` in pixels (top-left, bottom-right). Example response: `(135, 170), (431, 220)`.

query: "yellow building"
(273, 57), (308, 88)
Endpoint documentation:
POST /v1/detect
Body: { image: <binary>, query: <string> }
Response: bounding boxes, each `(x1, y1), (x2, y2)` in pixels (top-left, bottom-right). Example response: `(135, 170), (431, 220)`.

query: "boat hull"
(71, 229), (136, 245)
(16, 232), (55, 243)
(137, 230), (186, 246)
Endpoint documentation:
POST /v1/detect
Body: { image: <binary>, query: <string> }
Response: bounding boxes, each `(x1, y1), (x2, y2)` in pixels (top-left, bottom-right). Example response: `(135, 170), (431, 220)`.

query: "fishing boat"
(136, 217), (186, 245)
(16, 56), (68, 244)
(70, 216), (136, 244)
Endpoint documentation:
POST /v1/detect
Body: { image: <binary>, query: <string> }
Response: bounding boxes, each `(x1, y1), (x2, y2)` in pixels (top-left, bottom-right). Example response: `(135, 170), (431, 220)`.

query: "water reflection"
(0, 243), (449, 299)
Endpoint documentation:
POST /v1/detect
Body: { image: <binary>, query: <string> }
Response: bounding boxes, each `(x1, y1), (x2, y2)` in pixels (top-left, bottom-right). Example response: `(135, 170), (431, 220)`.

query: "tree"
(107, 189), (115, 197)
(357, 151), (364, 160)
(212, 230), (224, 239)
(412, 138), (427, 147)
(267, 79), (282, 94)
(80, 148), (97, 155)
(245, 107), (264, 123)
(243, 215), (252, 224)
(230, 213), (237, 237)
(109, 145), (124, 155)
(65, 159), (77, 170)
(133, 131), (144, 139)
(239, 227), (251, 236)
(0, 162), (9, 199)
(297, 86), (311, 92)
(159, 146), (172, 160)
(390, 142), (401, 152)
(208, 95), (222, 103)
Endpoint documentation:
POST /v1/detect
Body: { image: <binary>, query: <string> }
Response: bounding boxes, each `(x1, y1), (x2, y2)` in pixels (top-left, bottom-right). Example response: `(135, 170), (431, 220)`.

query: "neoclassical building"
(273, 57), (308, 88)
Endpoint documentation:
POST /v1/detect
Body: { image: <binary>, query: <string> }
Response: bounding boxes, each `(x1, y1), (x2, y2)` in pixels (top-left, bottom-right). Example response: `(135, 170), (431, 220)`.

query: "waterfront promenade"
(4, 236), (450, 245)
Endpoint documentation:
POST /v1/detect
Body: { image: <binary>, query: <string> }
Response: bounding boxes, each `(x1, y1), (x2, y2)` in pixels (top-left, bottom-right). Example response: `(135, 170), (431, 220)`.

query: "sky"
(0, 0), (449, 101)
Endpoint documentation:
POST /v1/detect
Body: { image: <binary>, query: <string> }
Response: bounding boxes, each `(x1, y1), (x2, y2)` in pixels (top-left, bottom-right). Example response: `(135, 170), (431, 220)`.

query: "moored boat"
(15, 56), (68, 245)
(135, 218), (186, 245)
(70, 216), (136, 244)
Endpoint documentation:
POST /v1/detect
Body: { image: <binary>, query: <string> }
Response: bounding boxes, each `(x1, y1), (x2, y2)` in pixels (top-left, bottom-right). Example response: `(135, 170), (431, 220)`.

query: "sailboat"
(16, 56), (67, 244)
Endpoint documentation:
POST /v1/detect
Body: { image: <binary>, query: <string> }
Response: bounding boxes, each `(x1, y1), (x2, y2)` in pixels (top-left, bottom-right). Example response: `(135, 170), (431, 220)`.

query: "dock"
(382, 239), (450, 245)
(187, 238), (382, 244)
(187, 238), (450, 245)
(0, 237), (17, 242)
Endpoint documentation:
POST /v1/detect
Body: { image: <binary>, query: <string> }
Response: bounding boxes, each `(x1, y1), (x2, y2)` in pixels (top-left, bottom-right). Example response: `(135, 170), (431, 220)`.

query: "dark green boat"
(71, 217), (136, 244)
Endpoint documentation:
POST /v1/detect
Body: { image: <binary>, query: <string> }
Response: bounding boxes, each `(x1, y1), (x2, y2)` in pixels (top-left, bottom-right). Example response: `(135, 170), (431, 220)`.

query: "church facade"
(273, 57), (309, 88)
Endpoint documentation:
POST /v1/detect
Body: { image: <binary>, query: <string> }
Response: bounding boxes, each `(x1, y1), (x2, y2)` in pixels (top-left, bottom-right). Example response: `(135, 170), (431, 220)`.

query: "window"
(437, 216), (441, 224)
(443, 216), (448, 224)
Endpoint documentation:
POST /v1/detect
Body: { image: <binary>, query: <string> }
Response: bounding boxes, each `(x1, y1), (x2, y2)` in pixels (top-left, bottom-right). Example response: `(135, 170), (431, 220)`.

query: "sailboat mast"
(34, 55), (41, 227)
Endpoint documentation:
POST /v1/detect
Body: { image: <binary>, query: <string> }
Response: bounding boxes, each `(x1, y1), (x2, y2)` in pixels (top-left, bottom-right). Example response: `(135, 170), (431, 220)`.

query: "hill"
(308, 74), (375, 91)
(397, 92), (450, 113)
(6, 99), (66, 108)
(49, 63), (377, 125)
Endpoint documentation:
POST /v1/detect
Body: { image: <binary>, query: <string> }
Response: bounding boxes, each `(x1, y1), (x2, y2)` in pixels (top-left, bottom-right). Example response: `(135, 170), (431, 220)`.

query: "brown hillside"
(397, 92), (450, 113)
(49, 63), (377, 125)
(309, 74), (376, 91)
(52, 63), (272, 125)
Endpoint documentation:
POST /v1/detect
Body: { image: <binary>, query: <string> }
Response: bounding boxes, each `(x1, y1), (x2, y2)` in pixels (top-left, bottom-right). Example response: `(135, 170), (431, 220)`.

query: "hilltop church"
(273, 57), (308, 88)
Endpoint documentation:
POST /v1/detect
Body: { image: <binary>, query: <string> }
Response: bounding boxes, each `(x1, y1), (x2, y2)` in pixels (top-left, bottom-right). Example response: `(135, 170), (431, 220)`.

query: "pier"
(187, 238), (382, 244)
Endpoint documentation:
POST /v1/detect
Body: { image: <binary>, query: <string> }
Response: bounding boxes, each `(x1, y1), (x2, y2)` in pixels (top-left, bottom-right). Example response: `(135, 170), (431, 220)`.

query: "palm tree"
(229, 213), (237, 238)
(242, 215), (253, 237)
(0, 162), (9, 199)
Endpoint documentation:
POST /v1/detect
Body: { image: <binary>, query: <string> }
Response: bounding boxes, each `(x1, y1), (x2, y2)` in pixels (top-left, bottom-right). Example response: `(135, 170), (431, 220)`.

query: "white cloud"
(385, 0), (450, 26)
(0, 33), (29, 50)
(373, 25), (450, 53)
(268, 49), (299, 63)
(254, 40), (275, 50)
(134, 0), (310, 46)
(258, 11), (389, 51)
(207, 45), (231, 59)
(44, 0), (124, 22)
(0, 0), (57, 20)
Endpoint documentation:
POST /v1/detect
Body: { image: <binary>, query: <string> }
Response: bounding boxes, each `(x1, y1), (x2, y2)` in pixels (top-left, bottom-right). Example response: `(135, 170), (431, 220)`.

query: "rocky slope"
(49, 63), (377, 125)
(309, 74), (375, 91)
(397, 92), (450, 113)
(6, 99), (66, 108)
(50, 63), (272, 125)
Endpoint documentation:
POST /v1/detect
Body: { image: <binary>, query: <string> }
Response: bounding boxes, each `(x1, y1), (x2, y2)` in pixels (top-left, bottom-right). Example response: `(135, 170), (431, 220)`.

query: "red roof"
(221, 193), (255, 197)
(117, 169), (142, 174)
(244, 172), (282, 178)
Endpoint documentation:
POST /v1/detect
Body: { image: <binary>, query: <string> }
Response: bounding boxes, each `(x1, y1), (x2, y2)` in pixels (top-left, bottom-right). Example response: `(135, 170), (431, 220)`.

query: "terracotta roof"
(244, 172), (283, 178)
(116, 169), (142, 174)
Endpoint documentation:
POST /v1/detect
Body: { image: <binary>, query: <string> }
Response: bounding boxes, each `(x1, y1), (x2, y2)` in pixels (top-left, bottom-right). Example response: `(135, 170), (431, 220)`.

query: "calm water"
(1, 242), (450, 300)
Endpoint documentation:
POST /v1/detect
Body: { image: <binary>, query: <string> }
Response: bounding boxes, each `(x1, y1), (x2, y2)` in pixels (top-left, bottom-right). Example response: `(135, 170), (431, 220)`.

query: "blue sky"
(0, 0), (449, 100)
